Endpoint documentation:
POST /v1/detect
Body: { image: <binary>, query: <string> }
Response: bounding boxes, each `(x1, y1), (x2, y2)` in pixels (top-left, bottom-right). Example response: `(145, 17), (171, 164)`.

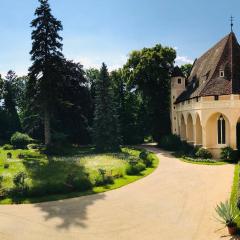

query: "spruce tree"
(27, 0), (64, 145)
(93, 63), (120, 152)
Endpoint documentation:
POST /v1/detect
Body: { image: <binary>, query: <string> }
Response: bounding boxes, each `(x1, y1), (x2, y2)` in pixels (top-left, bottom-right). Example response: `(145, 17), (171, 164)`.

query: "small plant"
(139, 150), (148, 160)
(13, 172), (28, 189)
(17, 153), (25, 159)
(215, 200), (239, 235)
(221, 147), (238, 163)
(195, 148), (212, 159)
(7, 152), (12, 159)
(126, 162), (146, 175)
(10, 132), (33, 149)
(2, 144), (13, 150)
(95, 168), (114, 186)
(3, 163), (9, 169)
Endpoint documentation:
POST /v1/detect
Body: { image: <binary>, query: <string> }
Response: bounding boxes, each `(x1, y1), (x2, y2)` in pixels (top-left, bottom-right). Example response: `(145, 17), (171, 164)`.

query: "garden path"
(0, 146), (234, 240)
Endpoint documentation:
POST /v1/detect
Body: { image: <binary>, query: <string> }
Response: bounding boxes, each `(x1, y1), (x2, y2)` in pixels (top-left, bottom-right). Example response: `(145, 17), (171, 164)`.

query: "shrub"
(221, 147), (238, 163)
(158, 134), (182, 151)
(95, 168), (114, 186)
(2, 144), (13, 150)
(17, 153), (25, 159)
(4, 163), (9, 169)
(139, 151), (154, 167)
(65, 172), (92, 192)
(139, 150), (148, 160)
(13, 172), (28, 189)
(10, 132), (33, 149)
(126, 162), (146, 175)
(95, 174), (114, 186)
(7, 152), (12, 159)
(195, 148), (212, 159)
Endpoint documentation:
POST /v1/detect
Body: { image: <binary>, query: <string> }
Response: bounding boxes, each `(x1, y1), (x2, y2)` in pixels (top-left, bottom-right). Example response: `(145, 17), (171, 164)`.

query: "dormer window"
(178, 78), (182, 84)
(220, 70), (224, 77)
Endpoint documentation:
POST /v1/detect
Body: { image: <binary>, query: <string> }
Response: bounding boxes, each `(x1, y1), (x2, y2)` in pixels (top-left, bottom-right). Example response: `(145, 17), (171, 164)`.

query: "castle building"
(171, 32), (240, 158)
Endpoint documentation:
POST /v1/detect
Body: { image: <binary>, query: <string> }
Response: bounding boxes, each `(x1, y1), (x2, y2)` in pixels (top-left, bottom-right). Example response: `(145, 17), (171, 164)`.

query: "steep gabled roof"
(176, 32), (240, 103)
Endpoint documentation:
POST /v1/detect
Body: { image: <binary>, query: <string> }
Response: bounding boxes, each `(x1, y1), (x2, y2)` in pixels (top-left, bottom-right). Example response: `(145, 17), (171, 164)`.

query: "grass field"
(0, 146), (159, 204)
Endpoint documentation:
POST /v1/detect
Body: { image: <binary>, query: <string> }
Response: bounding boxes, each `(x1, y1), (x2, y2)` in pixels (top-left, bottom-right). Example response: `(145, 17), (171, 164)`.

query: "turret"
(170, 66), (186, 135)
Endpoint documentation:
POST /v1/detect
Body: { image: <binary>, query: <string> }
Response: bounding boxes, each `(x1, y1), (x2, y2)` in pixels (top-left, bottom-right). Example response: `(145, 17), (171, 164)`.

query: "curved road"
(0, 147), (234, 240)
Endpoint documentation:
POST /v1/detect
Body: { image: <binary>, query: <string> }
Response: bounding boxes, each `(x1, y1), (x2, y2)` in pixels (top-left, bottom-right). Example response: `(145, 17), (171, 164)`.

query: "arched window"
(218, 115), (226, 144)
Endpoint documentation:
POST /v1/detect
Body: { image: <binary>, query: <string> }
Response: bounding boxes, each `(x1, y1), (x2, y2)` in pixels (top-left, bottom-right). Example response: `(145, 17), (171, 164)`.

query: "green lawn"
(0, 146), (159, 204)
(230, 164), (240, 226)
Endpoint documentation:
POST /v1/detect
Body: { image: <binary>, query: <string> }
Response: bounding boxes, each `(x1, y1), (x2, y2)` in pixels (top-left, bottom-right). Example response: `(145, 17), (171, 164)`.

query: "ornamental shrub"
(126, 162), (146, 175)
(221, 147), (238, 163)
(10, 132), (33, 149)
(195, 148), (212, 159)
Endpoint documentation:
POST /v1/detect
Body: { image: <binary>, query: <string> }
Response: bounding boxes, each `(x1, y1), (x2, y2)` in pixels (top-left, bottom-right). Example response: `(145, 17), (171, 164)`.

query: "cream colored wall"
(173, 94), (240, 158)
(170, 76), (186, 135)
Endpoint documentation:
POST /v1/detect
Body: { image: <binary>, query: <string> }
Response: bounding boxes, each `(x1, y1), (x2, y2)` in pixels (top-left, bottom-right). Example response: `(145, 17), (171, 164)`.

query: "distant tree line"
(0, 0), (192, 152)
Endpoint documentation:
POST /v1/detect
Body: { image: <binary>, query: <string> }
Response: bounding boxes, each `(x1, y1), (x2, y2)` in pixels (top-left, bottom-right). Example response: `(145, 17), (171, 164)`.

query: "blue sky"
(0, 0), (239, 76)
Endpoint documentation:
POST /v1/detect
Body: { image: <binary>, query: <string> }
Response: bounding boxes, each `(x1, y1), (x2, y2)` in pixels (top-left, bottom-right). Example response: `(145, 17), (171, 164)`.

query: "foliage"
(2, 144), (13, 150)
(93, 63), (121, 152)
(195, 148), (212, 159)
(180, 64), (193, 78)
(4, 163), (9, 169)
(123, 44), (176, 141)
(7, 152), (12, 159)
(10, 132), (33, 149)
(221, 147), (238, 163)
(215, 200), (239, 227)
(27, 0), (64, 145)
(158, 134), (182, 151)
(13, 172), (28, 194)
(139, 150), (154, 167)
(126, 162), (146, 175)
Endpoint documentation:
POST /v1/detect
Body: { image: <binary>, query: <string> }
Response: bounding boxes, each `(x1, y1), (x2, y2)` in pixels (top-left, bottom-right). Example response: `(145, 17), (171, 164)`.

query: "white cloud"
(75, 54), (127, 71)
(175, 55), (194, 66)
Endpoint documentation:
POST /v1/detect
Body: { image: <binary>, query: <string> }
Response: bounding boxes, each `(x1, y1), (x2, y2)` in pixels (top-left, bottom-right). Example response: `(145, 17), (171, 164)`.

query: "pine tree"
(93, 63), (120, 152)
(27, 0), (64, 145)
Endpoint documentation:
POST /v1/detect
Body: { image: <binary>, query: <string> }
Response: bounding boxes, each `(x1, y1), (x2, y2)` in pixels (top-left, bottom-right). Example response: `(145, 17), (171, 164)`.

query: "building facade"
(171, 32), (240, 158)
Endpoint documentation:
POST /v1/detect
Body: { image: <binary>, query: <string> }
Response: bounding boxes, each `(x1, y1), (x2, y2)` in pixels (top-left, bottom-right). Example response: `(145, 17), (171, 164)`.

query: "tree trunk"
(44, 108), (51, 145)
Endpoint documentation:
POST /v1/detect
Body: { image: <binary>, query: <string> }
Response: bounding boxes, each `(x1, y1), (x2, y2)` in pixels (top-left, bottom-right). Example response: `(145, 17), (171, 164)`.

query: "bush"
(27, 144), (42, 150)
(2, 144), (13, 150)
(195, 148), (212, 159)
(221, 147), (238, 163)
(17, 153), (25, 159)
(126, 162), (146, 175)
(13, 172), (28, 189)
(139, 150), (148, 160)
(139, 151), (154, 167)
(158, 134), (182, 151)
(7, 152), (12, 159)
(95, 168), (114, 186)
(95, 174), (114, 186)
(3, 163), (9, 169)
(10, 132), (33, 149)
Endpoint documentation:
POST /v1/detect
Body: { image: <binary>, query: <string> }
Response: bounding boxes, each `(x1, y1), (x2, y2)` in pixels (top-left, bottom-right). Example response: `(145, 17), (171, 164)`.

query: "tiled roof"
(175, 32), (240, 103)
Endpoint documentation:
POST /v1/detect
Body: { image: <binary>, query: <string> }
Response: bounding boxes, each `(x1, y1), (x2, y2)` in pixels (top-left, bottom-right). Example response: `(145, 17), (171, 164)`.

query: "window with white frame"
(217, 115), (226, 144)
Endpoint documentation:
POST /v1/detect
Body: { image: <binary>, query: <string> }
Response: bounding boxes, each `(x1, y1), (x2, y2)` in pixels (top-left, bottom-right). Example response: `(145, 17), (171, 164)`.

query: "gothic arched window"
(218, 115), (226, 144)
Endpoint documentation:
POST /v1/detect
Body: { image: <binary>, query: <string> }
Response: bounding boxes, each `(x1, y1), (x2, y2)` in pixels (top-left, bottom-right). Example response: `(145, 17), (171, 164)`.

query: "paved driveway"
(0, 147), (234, 240)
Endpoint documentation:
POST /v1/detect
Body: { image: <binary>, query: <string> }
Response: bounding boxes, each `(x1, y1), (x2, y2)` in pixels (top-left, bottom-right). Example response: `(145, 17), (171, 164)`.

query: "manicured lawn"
(0, 146), (159, 204)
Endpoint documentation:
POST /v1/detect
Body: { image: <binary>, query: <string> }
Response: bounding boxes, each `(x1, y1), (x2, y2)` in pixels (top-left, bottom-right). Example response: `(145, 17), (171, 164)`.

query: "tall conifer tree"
(93, 63), (120, 152)
(27, 0), (64, 145)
